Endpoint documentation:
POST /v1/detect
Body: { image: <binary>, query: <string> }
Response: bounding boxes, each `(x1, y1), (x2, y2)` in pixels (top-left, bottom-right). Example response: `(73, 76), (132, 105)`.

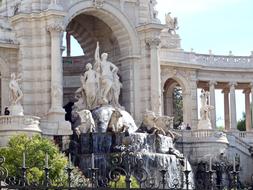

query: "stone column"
(209, 81), (217, 129)
(66, 32), (71, 57)
(47, 23), (65, 114)
(250, 83), (253, 129)
(244, 89), (251, 131)
(146, 37), (162, 115)
(222, 89), (230, 130)
(229, 82), (237, 130)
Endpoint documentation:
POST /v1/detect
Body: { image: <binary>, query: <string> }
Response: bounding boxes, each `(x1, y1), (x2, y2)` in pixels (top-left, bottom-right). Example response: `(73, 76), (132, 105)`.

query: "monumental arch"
(1, 0), (253, 185)
(62, 1), (141, 119)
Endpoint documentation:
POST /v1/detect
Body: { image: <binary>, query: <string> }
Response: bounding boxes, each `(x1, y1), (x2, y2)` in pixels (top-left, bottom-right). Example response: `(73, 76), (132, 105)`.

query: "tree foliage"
(173, 86), (183, 128)
(109, 175), (140, 188)
(237, 112), (246, 131)
(0, 134), (86, 185)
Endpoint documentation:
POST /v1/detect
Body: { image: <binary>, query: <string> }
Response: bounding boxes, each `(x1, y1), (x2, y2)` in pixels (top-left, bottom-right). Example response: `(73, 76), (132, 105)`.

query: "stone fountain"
(70, 42), (193, 188)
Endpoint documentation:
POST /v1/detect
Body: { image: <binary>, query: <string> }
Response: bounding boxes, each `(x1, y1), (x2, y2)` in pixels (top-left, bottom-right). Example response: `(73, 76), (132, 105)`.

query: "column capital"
(243, 89), (251, 94)
(47, 22), (64, 34)
(228, 82), (237, 88)
(209, 80), (217, 87)
(222, 88), (229, 94)
(249, 82), (253, 89)
(146, 37), (161, 49)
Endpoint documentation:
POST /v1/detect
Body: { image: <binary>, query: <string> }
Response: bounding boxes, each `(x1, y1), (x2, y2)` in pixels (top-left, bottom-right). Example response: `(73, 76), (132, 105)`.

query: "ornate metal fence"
(0, 149), (242, 190)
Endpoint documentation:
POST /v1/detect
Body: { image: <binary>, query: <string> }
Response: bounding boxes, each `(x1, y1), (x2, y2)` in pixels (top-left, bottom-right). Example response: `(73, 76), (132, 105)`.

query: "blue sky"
(156, 0), (253, 55)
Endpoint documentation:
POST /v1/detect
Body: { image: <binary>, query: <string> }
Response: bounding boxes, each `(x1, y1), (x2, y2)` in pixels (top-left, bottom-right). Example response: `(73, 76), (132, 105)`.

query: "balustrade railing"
(160, 49), (253, 68)
(0, 115), (40, 127)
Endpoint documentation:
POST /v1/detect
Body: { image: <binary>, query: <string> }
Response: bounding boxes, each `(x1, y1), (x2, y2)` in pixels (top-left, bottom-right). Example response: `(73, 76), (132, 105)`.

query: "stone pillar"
(250, 83), (253, 129)
(47, 23), (65, 114)
(146, 37), (162, 115)
(66, 32), (71, 57)
(244, 89), (251, 131)
(209, 81), (217, 129)
(222, 89), (230, 130)
(229, 82), (237, 130)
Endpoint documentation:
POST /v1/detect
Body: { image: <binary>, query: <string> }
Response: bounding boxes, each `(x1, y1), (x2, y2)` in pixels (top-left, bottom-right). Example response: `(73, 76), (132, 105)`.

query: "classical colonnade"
(198, 81), (253, 131)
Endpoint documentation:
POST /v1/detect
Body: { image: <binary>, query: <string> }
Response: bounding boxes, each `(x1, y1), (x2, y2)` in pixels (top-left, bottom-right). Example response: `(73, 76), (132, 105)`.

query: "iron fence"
(0, 148), (242, 190)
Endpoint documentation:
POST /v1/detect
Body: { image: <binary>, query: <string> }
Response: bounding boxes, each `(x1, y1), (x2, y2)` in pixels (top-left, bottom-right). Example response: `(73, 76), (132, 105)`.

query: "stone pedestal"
(197, 119), (212, 129)
(40, 112), (72, 136)
(9, 104), (24, 116)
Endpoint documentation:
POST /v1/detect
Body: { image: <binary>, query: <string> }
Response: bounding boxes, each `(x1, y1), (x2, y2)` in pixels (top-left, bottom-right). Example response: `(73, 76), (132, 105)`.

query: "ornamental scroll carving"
(92, 0), (104, 9)
(146, 37), (161, 49)
(47, 23), (64, 33)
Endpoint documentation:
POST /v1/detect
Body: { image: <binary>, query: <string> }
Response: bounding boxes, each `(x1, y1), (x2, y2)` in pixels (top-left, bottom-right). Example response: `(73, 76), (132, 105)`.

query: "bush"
(0, 134), (88, 186)
(109, 175), (140, 188)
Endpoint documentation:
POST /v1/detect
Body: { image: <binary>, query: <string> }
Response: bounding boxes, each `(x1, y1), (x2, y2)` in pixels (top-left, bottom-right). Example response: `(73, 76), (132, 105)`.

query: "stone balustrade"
(177, 129), (229, 144)
(0, 115), (41, 146)
(0, 115), (40, 130)
(228, 131), (253, 145)
(160, 49), (253, 68)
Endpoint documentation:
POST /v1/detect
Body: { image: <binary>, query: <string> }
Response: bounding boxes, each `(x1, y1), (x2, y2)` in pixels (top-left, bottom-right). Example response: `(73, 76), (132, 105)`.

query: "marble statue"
(82, 63), (98, 109)
(9, 73), (23, 105)
(95, 42), (119, 104)
(75, 63), (99, 110)
(109, 72), (122, 107)
(9, 73), (24, 115)
(137, 110), (180, 141)
(107, 109), (128, 133)
(198, 89), (214, 129)
(199, 89), (213, 121)
(74, 42), (122, 111)
(76, 109), (95, 133)
(92, 106), (138, 133)
(149, 0), (159, 22)
(138, 110), (166, 136)
(165, 12), (178, 34)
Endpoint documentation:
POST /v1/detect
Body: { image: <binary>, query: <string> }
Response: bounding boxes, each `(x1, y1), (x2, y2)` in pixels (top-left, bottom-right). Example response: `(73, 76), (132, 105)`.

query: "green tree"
(173, 86), (183, 128)
(0, 134), (87, 186)
(109, 175), (140, 188)
(237, 112), (246, 131)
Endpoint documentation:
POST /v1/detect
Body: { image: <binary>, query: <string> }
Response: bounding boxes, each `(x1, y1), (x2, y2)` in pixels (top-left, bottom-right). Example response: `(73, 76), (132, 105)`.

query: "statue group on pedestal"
(199, 89), (214, 121)
(165, 12), (179, 34)
(198, 89), (214, 129)
(74, 42), (122, 111)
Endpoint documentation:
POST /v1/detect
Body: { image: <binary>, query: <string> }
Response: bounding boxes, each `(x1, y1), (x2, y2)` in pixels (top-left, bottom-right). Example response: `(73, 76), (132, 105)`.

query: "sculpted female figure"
(94, 42), (119, 104)
(82, 63), (99, 109)
(9, 73), (23, 105)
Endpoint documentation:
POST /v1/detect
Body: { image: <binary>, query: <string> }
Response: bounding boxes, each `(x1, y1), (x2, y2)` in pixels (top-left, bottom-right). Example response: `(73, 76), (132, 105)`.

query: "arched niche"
(163, 78), (183, 128)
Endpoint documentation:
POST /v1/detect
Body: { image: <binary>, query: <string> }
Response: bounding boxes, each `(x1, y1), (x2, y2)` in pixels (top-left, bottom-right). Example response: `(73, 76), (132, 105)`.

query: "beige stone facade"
(0, 0), (253, 184)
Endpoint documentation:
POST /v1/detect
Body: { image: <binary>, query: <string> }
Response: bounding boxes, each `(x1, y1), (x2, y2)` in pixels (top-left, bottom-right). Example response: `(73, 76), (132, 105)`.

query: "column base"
(40, 110), (72, 136)
(49, 106), (65, 114)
